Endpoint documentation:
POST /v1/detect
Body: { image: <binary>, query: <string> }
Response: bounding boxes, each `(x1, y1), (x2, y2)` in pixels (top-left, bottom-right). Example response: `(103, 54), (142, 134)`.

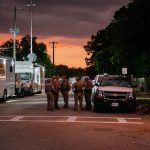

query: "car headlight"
(128, 92), (133, 99)
(24, 83), (30, 87)
(27, 84), (30, 87)
(96, 90), (104, 97)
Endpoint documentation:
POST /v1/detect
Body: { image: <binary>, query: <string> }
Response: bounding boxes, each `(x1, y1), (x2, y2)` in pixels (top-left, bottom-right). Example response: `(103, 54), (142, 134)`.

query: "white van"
(0, 56), (15, 102)
(34, 64), (45, 93)
(15, 61), (45, 95)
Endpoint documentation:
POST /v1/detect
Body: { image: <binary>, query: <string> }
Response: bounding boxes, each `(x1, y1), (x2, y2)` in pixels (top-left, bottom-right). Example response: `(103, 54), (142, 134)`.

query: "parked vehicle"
(92, 74), (136, 112)
(15, 72), (32, 96)
(34, 64), (45, 93)
(15, 61), (33, 95)
(15, 61), (45, 95)
(0, 56), (15, 102)
(15, 74), (24, 97)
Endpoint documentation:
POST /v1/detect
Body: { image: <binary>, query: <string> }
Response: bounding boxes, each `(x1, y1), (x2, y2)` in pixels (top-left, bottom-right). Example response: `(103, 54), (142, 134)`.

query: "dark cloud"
(0, 0), (130, 38)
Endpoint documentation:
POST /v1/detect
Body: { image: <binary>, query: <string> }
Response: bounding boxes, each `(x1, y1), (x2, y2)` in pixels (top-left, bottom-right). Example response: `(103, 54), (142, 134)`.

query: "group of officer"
(45, 75), (93, 111)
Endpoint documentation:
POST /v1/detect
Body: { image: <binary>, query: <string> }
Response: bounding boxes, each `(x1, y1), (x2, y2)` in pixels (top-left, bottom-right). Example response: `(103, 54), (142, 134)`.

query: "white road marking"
(10, 116), (24, 121)
(0, 116), (144, 124)
(6, 99), (24, 103)
(66, 117), (77, 122)
(6, 98), (47, 103)
(117, 118), (128, 123)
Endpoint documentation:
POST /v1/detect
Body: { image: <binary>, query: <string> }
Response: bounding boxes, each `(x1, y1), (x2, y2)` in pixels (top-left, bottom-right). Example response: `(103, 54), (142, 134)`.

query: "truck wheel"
(94, 103), (100, 112)
(2, 90), (7, 102)
(129, 104), (136, 113)
(20, 88), (25, 97)
(17, 88), (21, 97)
(21, 89), (25, 97)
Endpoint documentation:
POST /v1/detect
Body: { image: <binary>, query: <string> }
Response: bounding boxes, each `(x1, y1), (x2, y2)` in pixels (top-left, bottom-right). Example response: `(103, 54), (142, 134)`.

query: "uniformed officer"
(60, 76), (71, 108)
(72, 77), (84, 111)
(45, 78), (55, 111)
(53, 75), (61, 109)
(83, 77), (94, 110)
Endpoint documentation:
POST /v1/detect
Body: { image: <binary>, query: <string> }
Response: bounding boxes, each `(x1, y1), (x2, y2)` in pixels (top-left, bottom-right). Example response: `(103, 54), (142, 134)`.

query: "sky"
(0, 0), (130, 68)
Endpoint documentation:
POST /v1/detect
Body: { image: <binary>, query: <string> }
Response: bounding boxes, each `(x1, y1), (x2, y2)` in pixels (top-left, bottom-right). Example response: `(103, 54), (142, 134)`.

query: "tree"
(55, 65), (69, 77)
(108, 0), (150, 77)
(0, 35), (53, 77)
(84, 0), (150, 77)
(54, 65), (86, 78)
(84, 30), (111, 66)
(0, 39), (20, 57)
(85, 66), (97, 79)
(84, 29), (115, 74)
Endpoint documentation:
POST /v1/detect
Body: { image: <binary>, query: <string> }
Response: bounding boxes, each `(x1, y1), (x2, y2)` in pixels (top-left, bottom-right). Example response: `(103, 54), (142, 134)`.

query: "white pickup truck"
(92, 74), (136, 112)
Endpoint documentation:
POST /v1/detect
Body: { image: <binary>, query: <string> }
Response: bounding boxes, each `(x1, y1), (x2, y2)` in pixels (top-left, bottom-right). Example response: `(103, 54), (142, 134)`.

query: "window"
(21, 73), (30, 80)
(0, 63), (5, 79)
(10, 66), (13, 72)
(101, 77), (131, 87)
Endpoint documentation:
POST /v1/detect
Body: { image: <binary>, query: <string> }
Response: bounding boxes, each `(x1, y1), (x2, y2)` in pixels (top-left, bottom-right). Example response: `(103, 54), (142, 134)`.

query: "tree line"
(84, 0), (150, 78)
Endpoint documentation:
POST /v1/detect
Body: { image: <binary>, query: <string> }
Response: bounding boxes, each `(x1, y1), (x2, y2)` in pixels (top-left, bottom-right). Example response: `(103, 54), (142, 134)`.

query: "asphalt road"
(0, 93), (150, 150)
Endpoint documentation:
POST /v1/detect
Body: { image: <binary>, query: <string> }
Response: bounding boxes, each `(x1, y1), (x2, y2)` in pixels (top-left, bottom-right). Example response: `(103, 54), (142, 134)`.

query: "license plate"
(111, 102), (119, 107)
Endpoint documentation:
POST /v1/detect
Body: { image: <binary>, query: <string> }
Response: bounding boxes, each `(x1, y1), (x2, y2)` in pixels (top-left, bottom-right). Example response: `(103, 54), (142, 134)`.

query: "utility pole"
(27, 0), (36, 54)
(49, 41), (58, 75)
(9, 6), (20, 60)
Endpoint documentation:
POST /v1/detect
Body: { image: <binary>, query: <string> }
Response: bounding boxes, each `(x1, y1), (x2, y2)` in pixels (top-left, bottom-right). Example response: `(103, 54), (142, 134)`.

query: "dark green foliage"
(84, 0), (150, 77)
(0, 35), (53, 77)
(55, 65), (86, 78)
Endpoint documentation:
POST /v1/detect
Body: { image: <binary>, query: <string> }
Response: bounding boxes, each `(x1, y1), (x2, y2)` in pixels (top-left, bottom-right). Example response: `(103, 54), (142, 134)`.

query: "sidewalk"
(136, 92), (150, 107)
(136, 92), (150, 97)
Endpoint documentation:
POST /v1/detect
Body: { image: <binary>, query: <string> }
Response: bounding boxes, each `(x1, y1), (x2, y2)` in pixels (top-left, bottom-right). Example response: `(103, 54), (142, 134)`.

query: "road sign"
(122, 68), (127, 75)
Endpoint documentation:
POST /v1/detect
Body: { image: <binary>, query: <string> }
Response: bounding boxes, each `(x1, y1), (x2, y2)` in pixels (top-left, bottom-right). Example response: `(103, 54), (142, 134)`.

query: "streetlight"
(27, 0), (36, 54)
(9, 6), (19, 61)
(9, 28), (19, 60)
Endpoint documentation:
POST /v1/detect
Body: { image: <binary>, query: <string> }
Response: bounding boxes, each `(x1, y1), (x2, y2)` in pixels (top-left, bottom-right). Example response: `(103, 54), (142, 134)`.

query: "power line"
(49, 41), (58, 75)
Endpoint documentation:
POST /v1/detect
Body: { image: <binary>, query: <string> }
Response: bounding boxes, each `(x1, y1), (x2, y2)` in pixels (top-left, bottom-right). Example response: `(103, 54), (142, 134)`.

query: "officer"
(60, 76), (71, 108)
(72, 77), (84, 111)
(53, 75), (61, 109)
(83, 77), (94, 110)
(45, 78), (55, 111)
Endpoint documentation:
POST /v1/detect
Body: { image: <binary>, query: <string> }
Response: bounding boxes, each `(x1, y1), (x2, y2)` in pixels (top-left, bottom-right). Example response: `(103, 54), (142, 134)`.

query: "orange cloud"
(50, 44), (87, 68)
(0, 33), (12, 44)
(40, 36), (88, 68)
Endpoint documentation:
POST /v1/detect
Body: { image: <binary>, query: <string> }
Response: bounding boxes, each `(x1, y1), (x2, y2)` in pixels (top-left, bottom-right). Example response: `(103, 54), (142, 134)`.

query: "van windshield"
(21, 73), (31, 80)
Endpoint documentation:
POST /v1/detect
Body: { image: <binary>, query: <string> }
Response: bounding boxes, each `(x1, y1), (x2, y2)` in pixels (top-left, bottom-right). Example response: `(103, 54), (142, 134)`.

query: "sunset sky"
(0, 0), (130, 68)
